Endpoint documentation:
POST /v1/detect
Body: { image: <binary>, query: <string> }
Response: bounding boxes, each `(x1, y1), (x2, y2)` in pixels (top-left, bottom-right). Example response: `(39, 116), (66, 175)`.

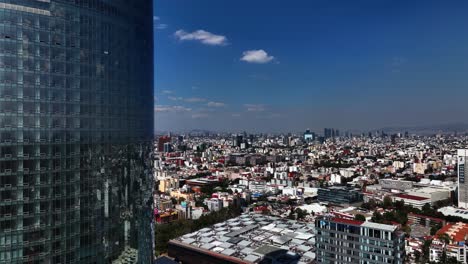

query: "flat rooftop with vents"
(168, 213), (316, 264)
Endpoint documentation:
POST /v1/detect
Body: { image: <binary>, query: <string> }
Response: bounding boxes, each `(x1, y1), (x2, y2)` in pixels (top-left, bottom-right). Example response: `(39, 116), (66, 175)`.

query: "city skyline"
(154, 0), (468, 132)
(5, 1), (468, 264)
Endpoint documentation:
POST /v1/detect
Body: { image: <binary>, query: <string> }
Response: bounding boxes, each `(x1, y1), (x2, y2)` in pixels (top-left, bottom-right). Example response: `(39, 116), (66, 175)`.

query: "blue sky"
(154, 0), (468, 133)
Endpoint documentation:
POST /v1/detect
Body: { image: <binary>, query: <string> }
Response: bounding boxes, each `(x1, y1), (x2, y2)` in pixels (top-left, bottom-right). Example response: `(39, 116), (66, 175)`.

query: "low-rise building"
(407, 187), (450, 204)
(438, 206), (468, 220)
(380, 179), (414, 191)
(170, 190), (194, 201)
(408, 213), (445, 228)
(392, 194), (430, 210)
(317, 186), (363, 205)
(430, 222), (468, 263)
(168, 213), (316, 263)
(205, 198), (224, 212)
(159, 177), (179, 193)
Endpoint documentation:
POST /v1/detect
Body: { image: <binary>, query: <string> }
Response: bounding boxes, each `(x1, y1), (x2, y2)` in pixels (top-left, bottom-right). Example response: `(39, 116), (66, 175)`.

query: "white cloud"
(156, 24), (168, 30)
(240, 49), (274, 64)
(207, 101), (226, 107)
(174, 29), (228, 46)
(168, 96), (207, 103)
(184, 97), (206, 103)
(192, 113), (209, 119)
(153, 16), (168, 30)
(155, 105), (192, 113)
(161, 90), (173, 94)
(244, 104), (266, 112)
(168, 96), (183, 101)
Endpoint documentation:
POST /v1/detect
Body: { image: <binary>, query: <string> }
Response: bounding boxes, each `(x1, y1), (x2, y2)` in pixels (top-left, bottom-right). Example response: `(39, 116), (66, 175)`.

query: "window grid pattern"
(0, 0), (154, 263)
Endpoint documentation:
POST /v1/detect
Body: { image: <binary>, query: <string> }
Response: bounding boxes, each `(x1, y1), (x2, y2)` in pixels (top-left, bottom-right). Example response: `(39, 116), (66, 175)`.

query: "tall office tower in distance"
(0, 1), (154, 263)
(315, 217), (405, 264)
(458, 149), (468, 208)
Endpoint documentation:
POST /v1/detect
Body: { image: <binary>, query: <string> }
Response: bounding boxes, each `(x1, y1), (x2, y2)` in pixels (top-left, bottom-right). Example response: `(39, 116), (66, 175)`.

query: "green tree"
(438, 233), (451, 244)
(446, 256), (461, 264)
(401, 225), (411, 236)
(371, 212), (383, 223)
(422, 203), (433, 215)
(421, 239), (432, 263)
(201, 185), (215, 195)
(288, 208), (295, 220)
(394, 200), (405, 209)
(440, 251), (447, 264)
(395, 210), (408, 225)
(383, 196), (393, 209)
(430, 223), (442, 236)
(383, 211), (396, 223)
(295, 208), (308, 220)
(414, 250), (421, 263)
(361, 199), (377, 210)
(354, 214), (366, 221)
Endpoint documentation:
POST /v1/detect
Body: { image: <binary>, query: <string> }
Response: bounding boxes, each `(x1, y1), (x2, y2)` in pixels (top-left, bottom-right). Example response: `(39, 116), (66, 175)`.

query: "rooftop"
(331, 217), (364, 226)
(361, 221), (398, 232)
(438, 206), (468, 220)
(395, 194), (429, 201)
(170, 213), (316, 263)
(436, 222), (468, 242)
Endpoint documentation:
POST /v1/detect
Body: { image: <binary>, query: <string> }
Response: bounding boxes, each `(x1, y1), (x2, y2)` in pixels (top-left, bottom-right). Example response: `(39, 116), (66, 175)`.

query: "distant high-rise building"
(324, 128), (339, 139)
(0, 0), (154, 263)
(158, 135), (171, 152)
(164, 142), (173, 153)
(458, 150), (468, 208)
(233, 134), (243, 147)
(318, 136), (326, 144)
(324, 128), (332, 139)
(304, 129), (314, 142)
(315, 217), (405, 264)
(177, 135), (184, 143)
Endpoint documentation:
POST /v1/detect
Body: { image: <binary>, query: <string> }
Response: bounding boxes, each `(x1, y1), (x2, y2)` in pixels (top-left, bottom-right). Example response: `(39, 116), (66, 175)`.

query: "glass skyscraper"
(0, 0), (154, 263)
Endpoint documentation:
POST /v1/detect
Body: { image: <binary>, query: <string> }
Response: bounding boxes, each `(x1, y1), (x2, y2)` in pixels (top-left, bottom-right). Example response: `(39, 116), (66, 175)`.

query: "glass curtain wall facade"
(0, 0), (154, 263)
(315, 217), (405, 264)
